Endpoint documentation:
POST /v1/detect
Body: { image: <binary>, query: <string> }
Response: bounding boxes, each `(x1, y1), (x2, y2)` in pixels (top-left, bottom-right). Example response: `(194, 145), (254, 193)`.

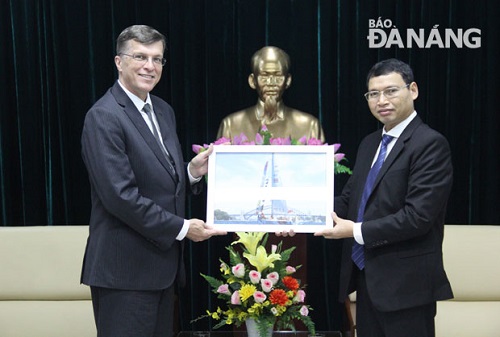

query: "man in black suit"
(315, 59), (453, 337)
(80, 25), (226, 337)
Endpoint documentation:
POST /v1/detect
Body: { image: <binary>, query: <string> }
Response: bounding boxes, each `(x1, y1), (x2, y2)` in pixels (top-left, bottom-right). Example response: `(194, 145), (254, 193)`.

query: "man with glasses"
(216, 46), (324, 142)
(315, 58), (453, 337)
(81, 25), (226, 337)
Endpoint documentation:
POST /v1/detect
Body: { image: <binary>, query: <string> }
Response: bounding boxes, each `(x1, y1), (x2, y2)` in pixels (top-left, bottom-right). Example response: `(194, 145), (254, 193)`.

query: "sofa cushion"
(436, 301), (500, 337)
(0, 226), (91, 300)
(442, 225), (500, 301)
(0, 300), (95, 337)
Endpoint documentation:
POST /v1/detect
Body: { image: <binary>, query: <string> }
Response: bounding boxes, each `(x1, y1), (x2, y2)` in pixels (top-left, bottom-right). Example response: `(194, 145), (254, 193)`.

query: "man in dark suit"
(315, 59), (453, 337)
(80, 25), (226, 337)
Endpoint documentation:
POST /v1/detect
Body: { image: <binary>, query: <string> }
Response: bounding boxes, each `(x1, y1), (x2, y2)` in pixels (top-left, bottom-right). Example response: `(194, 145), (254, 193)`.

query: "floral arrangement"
(192, 125), (352, 175)
(191, 126), (351, 336)
(193, 232), (316, 337)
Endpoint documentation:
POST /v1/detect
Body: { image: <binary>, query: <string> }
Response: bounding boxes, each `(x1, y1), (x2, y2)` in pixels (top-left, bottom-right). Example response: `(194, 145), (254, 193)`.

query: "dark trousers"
(91, 285), (175, 337)
(356, 271), (436, 337)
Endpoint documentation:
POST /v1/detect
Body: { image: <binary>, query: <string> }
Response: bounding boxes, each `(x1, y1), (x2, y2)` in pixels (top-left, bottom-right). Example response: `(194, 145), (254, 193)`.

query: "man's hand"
(185, 218), (227, 242)
(189, 144), (213, 179)
(314, 212), (354, 239)
(275, 229), (295, 237)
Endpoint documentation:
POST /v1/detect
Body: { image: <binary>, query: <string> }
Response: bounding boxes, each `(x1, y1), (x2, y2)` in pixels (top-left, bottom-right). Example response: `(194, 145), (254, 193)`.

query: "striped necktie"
(143, 103), (178, 181)
(352, 134), (394, 270)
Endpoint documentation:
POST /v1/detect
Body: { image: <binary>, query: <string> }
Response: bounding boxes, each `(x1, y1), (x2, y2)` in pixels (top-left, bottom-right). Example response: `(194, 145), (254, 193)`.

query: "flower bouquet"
(193, 232), (316, 337)
(192, 124), (352, 175)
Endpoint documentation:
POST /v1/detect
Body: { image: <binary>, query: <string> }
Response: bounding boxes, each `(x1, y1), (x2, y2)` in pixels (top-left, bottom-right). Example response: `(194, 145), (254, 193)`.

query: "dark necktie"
(352, 134), (394, 270)
(143, 103), (178, 181)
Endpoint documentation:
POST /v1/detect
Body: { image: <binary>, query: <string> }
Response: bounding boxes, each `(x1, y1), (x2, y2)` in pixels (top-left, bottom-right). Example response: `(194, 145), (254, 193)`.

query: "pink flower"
(233, 133), (249, 145)
(249, 270), (261, 284)
(297, 136), (307, 145)
(293, 289), (306, 303)
(217, 284), (231, 295)
(214, 137), (231, 145)
(253, 291), (267, 303)
(334, 153), (345, 162)
(300, 305), (309, 316)
(232, 263), (245, 278)
(271, 245), (277, 254)
(261, 279), (273, 292)
(285, 266), (296, 274)
(231, 291), (241, 305)
(266, 272), (280, 285)
(255, 133), (264, 145)
(192, 144), (204, 154)
(306, 138), (324, 145)
(261, 125), (269, 132)
(332, 143), (341, 152)
(270, 137), (291, 145)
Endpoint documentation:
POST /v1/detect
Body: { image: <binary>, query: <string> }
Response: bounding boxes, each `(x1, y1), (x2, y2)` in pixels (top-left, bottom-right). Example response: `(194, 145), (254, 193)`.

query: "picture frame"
(206, 145), (335, 233)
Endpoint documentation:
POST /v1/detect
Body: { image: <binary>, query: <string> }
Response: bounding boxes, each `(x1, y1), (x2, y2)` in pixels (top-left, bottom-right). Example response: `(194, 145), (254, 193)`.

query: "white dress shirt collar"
(383, 111), (417, 139)
(117, 80), (152, 111)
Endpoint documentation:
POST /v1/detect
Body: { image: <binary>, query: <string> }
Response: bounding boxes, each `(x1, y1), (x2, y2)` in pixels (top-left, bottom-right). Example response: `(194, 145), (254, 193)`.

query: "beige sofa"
(2, 225), (499, 337)
(0, 226), (96, 337)
(436, 224), (500, 336)
(346, 225), (500, 337)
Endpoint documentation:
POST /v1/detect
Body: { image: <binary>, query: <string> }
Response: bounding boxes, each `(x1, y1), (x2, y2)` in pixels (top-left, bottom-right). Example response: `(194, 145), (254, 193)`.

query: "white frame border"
(206, 145), (334, 233)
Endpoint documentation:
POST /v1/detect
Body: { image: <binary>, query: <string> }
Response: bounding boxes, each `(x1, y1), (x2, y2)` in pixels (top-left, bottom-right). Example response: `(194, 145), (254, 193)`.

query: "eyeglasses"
(120, 53), (166, 67)
(257, 74), (286, 85)
(364, 83), (410, 101)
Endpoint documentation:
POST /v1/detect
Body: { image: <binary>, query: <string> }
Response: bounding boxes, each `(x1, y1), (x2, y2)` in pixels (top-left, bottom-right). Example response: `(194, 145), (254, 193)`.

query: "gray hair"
(116, 25), (166, 55)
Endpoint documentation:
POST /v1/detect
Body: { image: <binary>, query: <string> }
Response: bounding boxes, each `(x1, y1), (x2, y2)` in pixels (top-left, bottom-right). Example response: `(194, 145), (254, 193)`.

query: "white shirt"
(353, 111), (417, 244)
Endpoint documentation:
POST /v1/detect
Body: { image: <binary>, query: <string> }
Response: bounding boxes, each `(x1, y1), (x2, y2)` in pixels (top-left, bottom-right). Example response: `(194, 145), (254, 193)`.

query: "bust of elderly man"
(217, 46), (325, 142)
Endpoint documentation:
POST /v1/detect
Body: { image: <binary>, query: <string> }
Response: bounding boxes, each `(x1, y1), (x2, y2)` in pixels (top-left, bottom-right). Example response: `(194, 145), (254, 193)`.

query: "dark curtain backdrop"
(1, 0), (499, 332)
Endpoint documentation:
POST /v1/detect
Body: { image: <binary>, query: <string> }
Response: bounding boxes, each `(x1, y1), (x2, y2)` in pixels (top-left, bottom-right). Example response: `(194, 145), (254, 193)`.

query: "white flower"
(300, 305), (309, 316)
(249, 270), (261, 284)
(232, 263), (245, 278)
(266, 271), (280, 285)
(261, 279), (273, 292)
(253, 291), (267, 303)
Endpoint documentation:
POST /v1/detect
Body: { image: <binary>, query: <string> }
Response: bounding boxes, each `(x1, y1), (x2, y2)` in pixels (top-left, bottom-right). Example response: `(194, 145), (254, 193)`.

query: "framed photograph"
(206, 145), (335, 233)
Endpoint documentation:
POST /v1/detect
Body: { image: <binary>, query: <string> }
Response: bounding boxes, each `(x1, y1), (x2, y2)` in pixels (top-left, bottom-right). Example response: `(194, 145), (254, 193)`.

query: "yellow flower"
(244, 246), (281, 272)
(232, 232), (266, 255)
(220, 261), (231, 275)
(239, 284), (257, 301)
(194, 231), (316, 335)
(209, 310), (220, 320)
(273, 305), (287, 316)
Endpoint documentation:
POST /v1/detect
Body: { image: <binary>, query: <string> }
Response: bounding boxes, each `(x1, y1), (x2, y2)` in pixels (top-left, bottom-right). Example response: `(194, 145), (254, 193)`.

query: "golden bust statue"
(217, 46), (325, 142)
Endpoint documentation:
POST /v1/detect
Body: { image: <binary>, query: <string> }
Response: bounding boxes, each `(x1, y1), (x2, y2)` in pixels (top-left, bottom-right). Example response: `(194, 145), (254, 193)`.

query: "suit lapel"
(111, 83), (178, 183)
(372, 116), (423, 189)
(154, 107), (182, 175)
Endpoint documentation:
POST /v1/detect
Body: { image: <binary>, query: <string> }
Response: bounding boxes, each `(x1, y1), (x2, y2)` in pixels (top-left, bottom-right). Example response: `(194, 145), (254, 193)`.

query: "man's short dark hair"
(366, 58), (414, 86)
(116, 25), (166, 55)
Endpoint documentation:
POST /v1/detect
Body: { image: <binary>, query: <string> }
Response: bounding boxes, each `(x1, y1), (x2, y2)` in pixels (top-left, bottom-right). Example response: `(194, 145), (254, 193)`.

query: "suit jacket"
(80, 81), (202, 290)
(335, 115), (453, 312)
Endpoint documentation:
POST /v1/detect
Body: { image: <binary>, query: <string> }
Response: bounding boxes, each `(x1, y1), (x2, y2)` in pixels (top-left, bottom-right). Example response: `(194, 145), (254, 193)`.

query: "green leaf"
(200, 273), (224, 290)
(335, 162), (352, 175)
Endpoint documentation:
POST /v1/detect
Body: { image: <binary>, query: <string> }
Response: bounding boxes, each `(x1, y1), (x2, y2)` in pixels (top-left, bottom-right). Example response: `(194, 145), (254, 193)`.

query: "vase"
(245, 318), (273, 337)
